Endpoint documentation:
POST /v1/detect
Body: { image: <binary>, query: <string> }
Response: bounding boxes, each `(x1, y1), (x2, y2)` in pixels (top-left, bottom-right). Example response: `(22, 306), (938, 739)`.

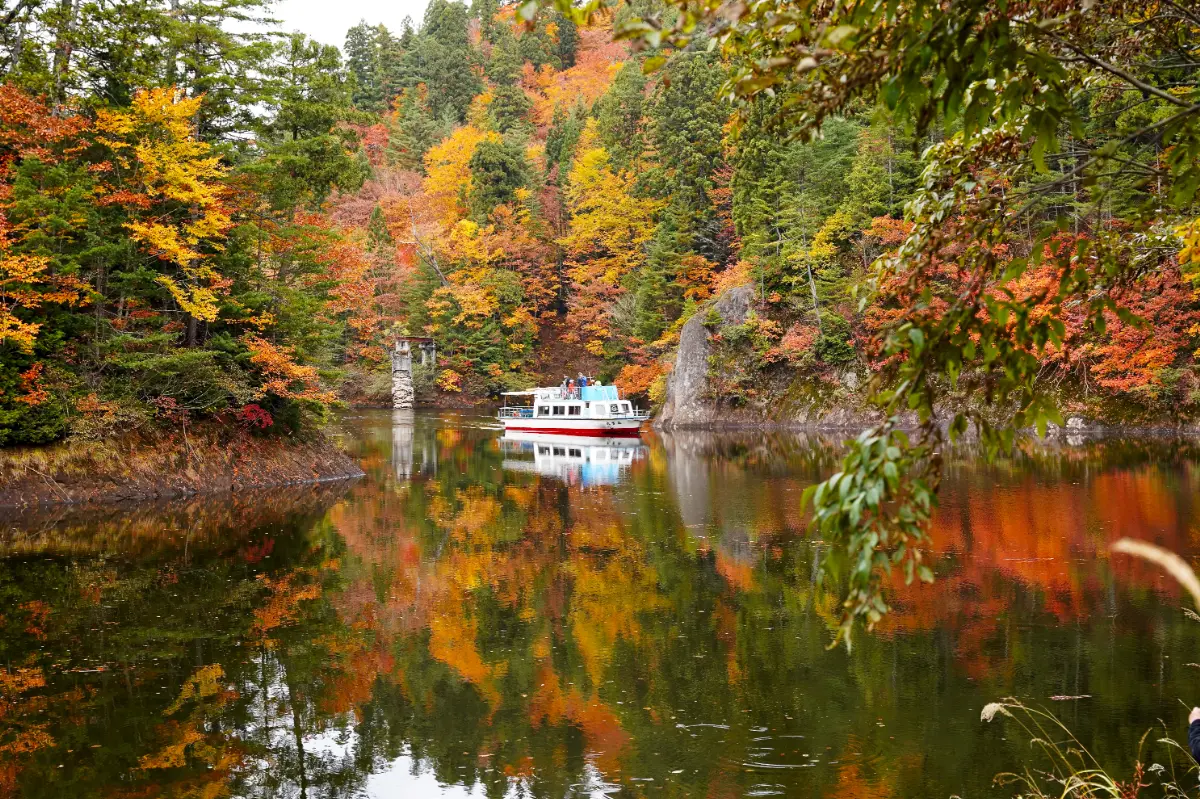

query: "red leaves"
(14, 363), (48, 406)
(0, 86), (89, 168)
(1088, 268), (1198, 395)
(236, 403), (274, 430)
(861, 217), (1200, 403)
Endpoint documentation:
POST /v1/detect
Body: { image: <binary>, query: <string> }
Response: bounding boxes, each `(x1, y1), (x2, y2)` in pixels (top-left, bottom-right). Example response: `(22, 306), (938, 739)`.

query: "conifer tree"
(344, 21), (383, 111)
(406, 0), (481, 123)
(387, 87), (439, 171)
(159, 0), (279, 142)
(376, 26), (409, 106)
(552, 11), (577, 69)
(470, 0), (500, 44)
(257, 34), (365, 206)
(545, 103), (585, 178)
(596, 61), (646, 172)
(468, 138), (528, 221)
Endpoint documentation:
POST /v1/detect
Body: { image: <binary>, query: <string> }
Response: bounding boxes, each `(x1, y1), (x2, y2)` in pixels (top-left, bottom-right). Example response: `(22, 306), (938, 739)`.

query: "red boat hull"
(502, 424), (642, 438)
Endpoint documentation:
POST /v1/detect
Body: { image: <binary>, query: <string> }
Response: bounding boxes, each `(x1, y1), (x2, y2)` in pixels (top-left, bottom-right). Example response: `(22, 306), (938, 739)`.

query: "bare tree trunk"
(165, 0), (181, 86)
(51, 0), (82, 103)
(805, 261), (821, 332)
(1, 0), (37, 28)
(3, 16), (28, 80)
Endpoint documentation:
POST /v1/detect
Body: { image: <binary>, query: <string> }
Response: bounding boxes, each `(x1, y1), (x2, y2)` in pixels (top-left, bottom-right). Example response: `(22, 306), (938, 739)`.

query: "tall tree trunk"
(165, 0), (181, 86)
(51, 0), (82, 103)
(4, 18), (27, 79)
(1, 0), (37, 28)
(805, 261), (821, 332)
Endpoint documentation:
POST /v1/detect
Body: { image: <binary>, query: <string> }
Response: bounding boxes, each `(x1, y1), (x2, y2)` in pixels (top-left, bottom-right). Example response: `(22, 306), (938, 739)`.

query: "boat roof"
(502, 385), (623, 400)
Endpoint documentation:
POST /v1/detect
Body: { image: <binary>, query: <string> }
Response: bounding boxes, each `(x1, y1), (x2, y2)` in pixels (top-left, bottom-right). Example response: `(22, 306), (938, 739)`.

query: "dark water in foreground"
(3, 411), (1200, 798)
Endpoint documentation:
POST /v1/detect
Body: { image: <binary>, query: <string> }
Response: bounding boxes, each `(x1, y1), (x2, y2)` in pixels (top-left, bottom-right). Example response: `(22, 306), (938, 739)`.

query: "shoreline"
(653, 415), (1200, 438)
(357, 401), (1200, 439)
(358, 402), (1200, 441)
(0, 426), (364, 511)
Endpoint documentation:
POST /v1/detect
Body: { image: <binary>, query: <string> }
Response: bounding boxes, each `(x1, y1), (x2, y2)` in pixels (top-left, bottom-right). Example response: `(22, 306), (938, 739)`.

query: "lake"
(2, 410), (1199, 798)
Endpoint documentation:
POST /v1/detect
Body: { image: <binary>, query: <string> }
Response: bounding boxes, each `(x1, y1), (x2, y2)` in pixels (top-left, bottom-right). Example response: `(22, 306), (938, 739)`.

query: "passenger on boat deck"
(578, 373), (588, 389)
(1189, 707), (1200, 763)
(568, 379), (576, 399)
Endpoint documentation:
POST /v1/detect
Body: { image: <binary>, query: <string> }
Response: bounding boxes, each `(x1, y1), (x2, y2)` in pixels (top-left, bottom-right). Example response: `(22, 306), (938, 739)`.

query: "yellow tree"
(422, 125), (500, 229)
(93, 87), (233, 338)
(558, 120), (661, 354)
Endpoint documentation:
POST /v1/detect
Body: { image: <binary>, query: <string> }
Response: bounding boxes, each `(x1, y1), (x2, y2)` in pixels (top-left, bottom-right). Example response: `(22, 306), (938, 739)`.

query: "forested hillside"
(0, 0), (1197, 446)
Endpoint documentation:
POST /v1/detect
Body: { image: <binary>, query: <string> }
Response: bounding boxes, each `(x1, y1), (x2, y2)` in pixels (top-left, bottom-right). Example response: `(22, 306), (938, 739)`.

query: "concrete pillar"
(391, 340), (414, 410)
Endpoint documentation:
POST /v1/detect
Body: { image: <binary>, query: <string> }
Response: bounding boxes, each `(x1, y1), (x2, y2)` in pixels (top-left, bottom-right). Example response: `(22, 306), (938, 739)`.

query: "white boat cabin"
(499, 385), (646, 420)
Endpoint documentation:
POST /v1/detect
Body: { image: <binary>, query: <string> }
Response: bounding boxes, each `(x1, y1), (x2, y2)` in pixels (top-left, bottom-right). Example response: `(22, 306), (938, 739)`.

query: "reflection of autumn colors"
(3, 413), (1200, 798)
(880, 461), (1200, 683)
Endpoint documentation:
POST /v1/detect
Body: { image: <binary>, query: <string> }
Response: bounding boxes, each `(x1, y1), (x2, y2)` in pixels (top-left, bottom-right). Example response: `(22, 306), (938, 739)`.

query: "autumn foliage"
(3, 0), (1199, 443)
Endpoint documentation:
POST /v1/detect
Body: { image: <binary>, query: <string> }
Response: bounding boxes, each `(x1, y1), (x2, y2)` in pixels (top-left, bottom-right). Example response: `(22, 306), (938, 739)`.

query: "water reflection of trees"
(3, 414), (1199, 798)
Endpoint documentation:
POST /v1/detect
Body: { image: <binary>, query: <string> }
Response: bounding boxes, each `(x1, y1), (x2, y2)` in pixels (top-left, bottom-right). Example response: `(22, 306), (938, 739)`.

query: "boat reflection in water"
(499, 431), (647, 486)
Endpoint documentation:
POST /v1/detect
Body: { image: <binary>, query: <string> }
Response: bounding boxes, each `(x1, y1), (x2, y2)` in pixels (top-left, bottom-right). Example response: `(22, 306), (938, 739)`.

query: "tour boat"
(498, 384), (649, 437)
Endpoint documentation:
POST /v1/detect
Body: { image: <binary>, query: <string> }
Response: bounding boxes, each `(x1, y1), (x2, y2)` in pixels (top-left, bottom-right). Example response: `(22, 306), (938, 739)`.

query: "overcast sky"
(271, 0), (432, 48)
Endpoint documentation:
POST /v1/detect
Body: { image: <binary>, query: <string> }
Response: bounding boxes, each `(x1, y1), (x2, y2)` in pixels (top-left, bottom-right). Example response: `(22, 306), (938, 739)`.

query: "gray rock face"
(658, 284), (754, 428)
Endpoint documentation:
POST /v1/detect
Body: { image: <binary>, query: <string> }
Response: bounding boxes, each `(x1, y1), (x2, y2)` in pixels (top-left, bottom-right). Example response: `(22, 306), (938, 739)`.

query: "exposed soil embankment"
(0, 426), (364, 509)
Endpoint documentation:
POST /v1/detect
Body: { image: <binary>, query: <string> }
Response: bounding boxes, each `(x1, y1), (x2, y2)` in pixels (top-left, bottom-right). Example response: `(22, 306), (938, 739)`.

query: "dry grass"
(982, 699), (1192, 799)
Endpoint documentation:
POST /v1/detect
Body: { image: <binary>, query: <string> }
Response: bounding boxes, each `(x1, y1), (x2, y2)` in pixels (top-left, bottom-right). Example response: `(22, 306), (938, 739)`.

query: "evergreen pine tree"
(405, 0), (481, 123)
(553, 11), (578, 69)
(387, 87), (439, 170)
(631, 214), (683, 343)
(468, 138), (528, 221)
(257, 34), (365, 206)
(471, 0), (501, 44)
(376, 26), (410, 108)
(648, 51), (728, 265)
(545, 102), (585, 178)
(162, 0), (279, 142)
(344, 21), (383, 111)
(488, 84), (532, 133)
(597, 61), (647, 172)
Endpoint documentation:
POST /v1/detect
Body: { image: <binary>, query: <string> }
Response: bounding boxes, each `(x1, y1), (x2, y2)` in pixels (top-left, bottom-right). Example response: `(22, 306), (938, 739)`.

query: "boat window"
(538, 446), (550, 455)
(621, 402), (631, 413)
(610, 403), (620, 414)
(568, 405), (581, 416)
(553, 447), (566, 456)
(569, 448), (581, 457)
(553, 405), (565, 416)
(537, 405), (549, 416)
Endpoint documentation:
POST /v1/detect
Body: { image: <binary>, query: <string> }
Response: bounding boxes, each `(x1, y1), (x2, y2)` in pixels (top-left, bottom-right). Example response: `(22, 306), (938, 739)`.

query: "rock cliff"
(657, 285), (754, 428)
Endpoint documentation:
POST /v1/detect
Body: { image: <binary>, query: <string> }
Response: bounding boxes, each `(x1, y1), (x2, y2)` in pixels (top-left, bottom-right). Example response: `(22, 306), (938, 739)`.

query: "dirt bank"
(0, 425), (364, 509)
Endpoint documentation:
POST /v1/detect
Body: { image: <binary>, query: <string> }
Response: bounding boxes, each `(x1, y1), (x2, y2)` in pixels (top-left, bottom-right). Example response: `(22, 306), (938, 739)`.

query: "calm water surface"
(3, 410), (1200, 798)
